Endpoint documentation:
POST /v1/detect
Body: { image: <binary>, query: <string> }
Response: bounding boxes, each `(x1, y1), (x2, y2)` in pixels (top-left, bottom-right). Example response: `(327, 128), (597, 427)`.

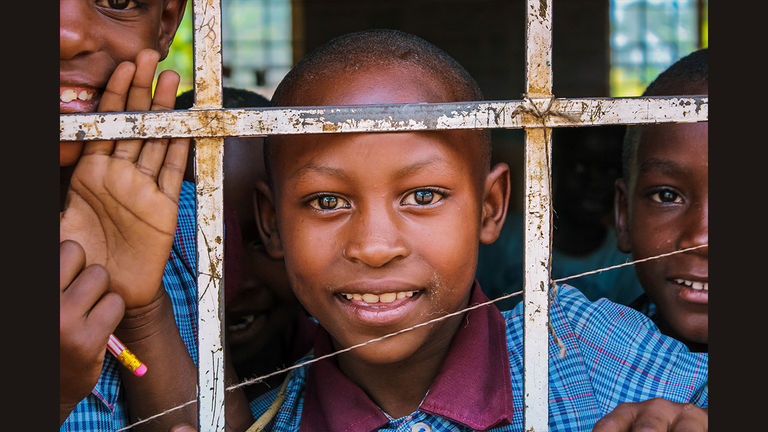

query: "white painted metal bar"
(59, 96), (708, 141)
(191, 0), (226, 429)
(523, 0), (553, 430)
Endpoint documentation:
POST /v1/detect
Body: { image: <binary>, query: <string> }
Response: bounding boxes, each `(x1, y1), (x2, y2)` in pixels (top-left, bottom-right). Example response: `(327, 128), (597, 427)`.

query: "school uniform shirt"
(61, 181), (199, 432)
(249, 282), (708, 432)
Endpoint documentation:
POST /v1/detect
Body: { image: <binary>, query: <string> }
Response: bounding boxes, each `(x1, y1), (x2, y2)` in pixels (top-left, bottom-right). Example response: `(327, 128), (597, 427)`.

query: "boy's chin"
(60, 142), (85, 166)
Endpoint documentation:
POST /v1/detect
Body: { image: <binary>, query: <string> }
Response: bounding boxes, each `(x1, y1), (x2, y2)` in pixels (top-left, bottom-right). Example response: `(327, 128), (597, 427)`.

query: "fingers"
(593, 399), (708, 432)
(60, 240), (86, 293)
(135, 69), (183, 181)
(81, 61), (137, 157)
(87, 291), (126, 338)
(60, 262), (112, 319)
(158, 137), (191, 202)
(593, 402), (637, 432)
(670, 404), (708, 432)
(113, 49), (162, 163)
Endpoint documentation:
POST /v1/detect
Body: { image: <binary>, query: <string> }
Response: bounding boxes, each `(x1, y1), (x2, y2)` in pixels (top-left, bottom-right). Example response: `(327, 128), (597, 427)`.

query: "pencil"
(107, 334), (148, 377)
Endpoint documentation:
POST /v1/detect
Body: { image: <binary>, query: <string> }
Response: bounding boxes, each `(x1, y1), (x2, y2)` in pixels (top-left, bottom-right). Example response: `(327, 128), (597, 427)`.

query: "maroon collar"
(300, 281), (515, 432)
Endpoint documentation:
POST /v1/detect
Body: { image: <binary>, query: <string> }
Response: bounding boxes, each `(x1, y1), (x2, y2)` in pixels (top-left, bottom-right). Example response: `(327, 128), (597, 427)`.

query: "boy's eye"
(401, 189), (445, 206)
(309, 194), (351, 210)
(650, 189), (683, 204)
(95, 0), (140, 10)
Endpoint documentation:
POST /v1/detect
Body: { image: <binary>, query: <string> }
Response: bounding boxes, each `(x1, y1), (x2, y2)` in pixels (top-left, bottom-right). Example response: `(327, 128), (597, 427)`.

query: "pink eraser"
(134, 364), (148, 376)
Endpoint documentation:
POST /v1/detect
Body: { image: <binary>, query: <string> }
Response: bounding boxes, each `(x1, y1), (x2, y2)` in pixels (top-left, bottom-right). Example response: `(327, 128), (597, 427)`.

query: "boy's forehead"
(272, 129), (486, 186)
(300, 64), (451, 106)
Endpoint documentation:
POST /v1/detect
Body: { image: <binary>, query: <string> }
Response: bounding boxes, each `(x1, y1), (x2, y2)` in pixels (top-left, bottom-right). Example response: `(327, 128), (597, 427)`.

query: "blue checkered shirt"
(61, 181), (199, 432)
(249, 284), (708, 431)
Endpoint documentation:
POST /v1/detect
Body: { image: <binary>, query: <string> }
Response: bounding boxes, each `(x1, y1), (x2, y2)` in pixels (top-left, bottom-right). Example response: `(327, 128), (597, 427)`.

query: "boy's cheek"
(60, 141), (85, 166)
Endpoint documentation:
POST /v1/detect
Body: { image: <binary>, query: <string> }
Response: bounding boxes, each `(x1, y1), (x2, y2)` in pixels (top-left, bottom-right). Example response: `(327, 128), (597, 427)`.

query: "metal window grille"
(59, 0), (708, 430)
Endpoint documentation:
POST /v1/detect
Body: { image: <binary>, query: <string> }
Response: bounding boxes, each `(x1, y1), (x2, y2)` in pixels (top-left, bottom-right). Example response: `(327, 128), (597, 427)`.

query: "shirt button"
(410, 422), (432, 432)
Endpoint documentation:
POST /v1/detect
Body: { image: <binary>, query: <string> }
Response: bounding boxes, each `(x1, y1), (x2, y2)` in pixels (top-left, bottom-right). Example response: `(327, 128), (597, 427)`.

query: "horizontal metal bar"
(60, 96), (708, 141)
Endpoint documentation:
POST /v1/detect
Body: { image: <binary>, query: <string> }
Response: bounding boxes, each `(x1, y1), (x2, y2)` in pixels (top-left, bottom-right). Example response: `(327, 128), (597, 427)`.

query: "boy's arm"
(115, 288), (252, 432)
(592, 398), (707, 431)
(59, 49), (251, 431)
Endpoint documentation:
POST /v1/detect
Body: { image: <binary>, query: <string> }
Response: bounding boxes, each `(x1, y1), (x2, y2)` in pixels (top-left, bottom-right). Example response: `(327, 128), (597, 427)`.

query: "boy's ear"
(614, 178), (632, 253)
(157, 0), (188, 60)
(479, 163), (511, 245)
(253, 182), (285, 259)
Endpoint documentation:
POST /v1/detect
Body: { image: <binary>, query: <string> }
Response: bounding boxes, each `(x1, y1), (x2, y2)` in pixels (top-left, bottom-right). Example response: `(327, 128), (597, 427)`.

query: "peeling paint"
(59, 97), (708, 141)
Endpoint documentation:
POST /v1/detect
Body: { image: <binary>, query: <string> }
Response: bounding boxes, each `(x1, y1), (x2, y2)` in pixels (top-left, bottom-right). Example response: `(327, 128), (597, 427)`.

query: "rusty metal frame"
(59, 0), (708, 430)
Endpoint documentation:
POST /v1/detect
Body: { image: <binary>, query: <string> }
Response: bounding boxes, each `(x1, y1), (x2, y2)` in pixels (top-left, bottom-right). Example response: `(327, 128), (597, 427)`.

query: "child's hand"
(60, 49), (190, 309)
(59, 240), (125, 425)
(593, 398), (707, 431)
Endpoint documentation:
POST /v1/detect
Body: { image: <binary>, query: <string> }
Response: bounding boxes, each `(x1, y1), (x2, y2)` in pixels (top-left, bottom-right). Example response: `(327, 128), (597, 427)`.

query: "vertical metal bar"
(191, 0), (226, 430)
(524, 0), (553, 431)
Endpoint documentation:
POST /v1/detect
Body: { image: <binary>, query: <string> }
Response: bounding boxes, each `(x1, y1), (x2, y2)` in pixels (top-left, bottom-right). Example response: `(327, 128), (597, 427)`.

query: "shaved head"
(622, 48), (708, 185)
(265, 29), (491, 183)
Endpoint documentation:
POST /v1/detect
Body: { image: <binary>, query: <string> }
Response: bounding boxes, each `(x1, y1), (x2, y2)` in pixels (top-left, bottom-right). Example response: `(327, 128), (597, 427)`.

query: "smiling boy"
(248, 29), (708, 431)
(59, 1), (211, 430)
(616, 48), (709, 352)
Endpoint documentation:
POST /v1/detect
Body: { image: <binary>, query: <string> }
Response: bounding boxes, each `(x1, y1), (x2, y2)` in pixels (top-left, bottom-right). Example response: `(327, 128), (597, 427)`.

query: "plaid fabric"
(249, 284), (708, 432)
(61, 181), (198, 432)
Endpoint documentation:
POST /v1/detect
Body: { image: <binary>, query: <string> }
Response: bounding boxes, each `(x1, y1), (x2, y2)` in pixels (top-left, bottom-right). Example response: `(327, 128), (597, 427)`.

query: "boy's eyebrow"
(637, 157), (687, 176)
(293, 163), (352, 183)
(394, 158), (445, 179)
(293, 157), (445, 182)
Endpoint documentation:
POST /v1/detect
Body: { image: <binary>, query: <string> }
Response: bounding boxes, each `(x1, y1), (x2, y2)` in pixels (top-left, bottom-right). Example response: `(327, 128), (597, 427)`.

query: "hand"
(60, 240), (125, 425)
(593, 398), (707, 431)
(60, 49), (190, 309)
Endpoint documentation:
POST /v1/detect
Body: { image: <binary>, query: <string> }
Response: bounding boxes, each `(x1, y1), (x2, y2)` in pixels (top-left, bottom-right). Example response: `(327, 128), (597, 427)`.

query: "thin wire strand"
(115, 243), (707, 431)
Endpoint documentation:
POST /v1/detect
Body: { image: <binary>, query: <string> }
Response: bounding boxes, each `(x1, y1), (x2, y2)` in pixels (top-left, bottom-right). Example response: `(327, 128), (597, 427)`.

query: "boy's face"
(615, 120), (708, 344)
(60, 0), (185, 166)
(224, 137), (301, 370)
(260, 66), (509, 365)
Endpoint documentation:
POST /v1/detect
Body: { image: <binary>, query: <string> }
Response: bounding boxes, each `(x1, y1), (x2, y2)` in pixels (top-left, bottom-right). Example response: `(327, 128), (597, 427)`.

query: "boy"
(615, 48), (708, 352)
(60, 1), (255, 430)
(249, 29), (708, 431)
(175, 88), (316, 400)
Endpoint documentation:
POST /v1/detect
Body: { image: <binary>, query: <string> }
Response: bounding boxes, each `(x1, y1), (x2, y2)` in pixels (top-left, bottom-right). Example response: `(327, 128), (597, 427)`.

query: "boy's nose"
(60, 0), (101, 60)
(343, 208), (409, 268)
(679, 199), (708, 256)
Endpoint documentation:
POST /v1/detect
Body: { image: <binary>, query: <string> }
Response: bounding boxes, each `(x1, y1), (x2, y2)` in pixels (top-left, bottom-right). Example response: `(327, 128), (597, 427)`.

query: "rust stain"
(322, 123), (341, 132)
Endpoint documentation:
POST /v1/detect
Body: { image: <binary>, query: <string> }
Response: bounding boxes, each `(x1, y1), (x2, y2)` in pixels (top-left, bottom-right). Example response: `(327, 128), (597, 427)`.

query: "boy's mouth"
(60, 86), (101, 113)
(334, 283), (425, 326)
(340, 290), (418, 304)
(670, 277), (709, 304)
(672, 278), (708, 291)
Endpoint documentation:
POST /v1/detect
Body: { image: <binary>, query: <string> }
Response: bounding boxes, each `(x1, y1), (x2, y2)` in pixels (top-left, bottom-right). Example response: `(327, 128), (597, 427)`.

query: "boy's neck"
(335, 313), (465, 419)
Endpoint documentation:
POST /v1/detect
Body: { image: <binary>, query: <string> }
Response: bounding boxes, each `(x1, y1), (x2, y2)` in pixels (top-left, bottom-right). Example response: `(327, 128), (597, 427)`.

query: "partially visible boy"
(175, 88), (316, 401)
(59, 1), (249, 430)
(249, 29), (707, 431)
(615, 48), (708, 352)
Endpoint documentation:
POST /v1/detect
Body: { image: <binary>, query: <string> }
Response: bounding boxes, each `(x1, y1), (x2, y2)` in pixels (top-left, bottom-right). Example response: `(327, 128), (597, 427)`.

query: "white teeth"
(674, 279), (709, 291)
(341, 291), (417, 303)
(60, 89), (94, 102)
(60, 89), (77, 102)
(379, 293), (397, 303)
